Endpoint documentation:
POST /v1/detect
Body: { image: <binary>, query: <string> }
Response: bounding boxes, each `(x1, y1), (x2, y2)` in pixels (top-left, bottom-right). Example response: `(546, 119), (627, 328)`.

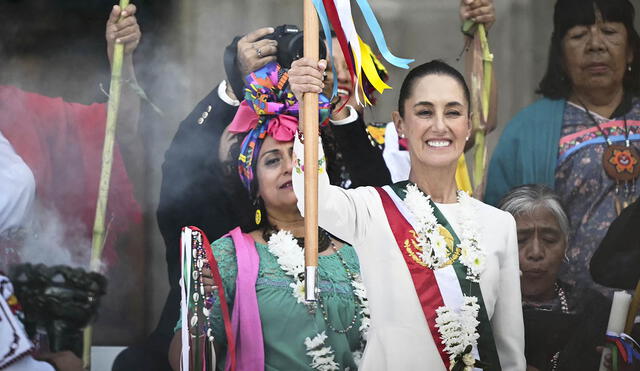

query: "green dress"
(209, 237), (364, 370)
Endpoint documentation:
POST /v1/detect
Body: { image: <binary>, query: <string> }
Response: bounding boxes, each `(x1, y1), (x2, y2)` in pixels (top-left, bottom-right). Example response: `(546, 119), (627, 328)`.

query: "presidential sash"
(375, 182), (501, 370)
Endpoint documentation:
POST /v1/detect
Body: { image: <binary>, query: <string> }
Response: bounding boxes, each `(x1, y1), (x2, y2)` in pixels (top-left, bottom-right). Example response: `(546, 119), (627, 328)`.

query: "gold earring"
(255, 208), (262, 225)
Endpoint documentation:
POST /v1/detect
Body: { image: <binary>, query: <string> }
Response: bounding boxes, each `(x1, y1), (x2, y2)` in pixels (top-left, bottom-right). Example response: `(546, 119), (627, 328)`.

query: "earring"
(254, 197), (263, 225)
(399, 133), (405, 139)
(465, 136), (470, 141)
(628, 65), (633, 72)
(255, 208), (262, 225)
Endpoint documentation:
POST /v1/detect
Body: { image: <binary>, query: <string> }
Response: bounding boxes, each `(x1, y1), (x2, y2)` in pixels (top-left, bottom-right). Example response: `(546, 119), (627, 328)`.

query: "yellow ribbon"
(358, 37), (391, 100)
(455, 154), (473, 196)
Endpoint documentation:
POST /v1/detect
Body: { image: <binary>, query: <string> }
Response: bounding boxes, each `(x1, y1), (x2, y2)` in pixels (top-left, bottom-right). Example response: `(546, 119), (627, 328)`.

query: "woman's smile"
(425, 138), (453, 148)
(278, 180), (293, 190)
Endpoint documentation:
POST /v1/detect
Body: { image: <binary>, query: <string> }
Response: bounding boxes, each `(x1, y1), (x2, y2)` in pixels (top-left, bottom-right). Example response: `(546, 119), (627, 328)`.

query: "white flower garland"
(403, 184), (484, 282)
(267, 230), (370, 370)
(267, 230), (307, 303)
(403, 185), (485, 367)
(304, 331), (340, 371)
(435, 296), (481, 369)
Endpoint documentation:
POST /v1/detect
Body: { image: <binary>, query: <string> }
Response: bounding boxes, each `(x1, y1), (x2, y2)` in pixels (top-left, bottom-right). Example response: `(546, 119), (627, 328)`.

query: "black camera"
(261, 24), (327, 69)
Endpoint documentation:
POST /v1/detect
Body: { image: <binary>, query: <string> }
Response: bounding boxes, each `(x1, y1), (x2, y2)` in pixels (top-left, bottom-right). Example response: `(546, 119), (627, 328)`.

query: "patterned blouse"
(555, 98), (640, 290)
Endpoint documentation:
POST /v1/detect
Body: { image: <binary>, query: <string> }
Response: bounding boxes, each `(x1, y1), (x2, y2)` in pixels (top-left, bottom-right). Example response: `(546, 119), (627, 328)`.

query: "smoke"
(16, 204), (95, 270)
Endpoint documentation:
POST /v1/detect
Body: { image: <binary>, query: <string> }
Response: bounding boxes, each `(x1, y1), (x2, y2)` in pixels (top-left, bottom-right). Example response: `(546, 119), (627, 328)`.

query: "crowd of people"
(1, 0), (640, 370)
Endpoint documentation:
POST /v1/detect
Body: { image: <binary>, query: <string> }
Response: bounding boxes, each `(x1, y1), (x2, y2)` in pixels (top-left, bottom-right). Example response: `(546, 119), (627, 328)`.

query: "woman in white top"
(287, 59), (525, 370)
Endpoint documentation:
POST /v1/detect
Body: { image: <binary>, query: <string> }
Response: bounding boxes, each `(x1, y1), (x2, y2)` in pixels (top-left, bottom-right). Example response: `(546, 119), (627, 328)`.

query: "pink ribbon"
(224, 227), (264, 371)
(228, 101), (298, 142)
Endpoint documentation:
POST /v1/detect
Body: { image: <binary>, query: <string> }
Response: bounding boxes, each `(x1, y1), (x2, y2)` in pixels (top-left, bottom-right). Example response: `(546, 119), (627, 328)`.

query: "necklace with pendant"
(580, 101), (640, 212)
(549, 283), (570, 371)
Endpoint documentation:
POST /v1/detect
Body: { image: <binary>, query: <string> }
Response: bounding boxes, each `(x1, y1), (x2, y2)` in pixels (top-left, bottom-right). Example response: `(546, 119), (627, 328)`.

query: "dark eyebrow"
(516, 227), (535, 234)
(413, 101), (464, 108)
(413, 101), (433, 108)
(259, 149), (280, 160)
(445, 102), (464, 108)
(537, 227), (562, 235)
(516, 226), (561, 235)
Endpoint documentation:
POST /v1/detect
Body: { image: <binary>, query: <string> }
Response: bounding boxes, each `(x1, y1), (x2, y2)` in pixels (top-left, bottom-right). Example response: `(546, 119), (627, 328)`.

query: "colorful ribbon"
(311, 0), (409, 107)
(354, 0), (414, 69)
(228, 62), (330, 192)
(606, 332), (640, 369)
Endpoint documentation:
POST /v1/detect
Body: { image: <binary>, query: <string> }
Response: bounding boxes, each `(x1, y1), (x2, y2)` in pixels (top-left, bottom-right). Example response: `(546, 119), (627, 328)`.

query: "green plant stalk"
(473, 128), (487, 192)
(84, 1), (129, 367)
(473, 24), (493, 192)
(478, 24), (493, 122)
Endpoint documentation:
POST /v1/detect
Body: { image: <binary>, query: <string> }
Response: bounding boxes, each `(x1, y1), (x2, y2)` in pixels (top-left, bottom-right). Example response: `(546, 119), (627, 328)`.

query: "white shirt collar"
(329, 105), (358, 126)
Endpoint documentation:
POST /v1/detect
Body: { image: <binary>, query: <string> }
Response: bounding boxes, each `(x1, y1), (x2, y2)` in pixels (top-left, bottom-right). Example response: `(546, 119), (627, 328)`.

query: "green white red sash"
(375, 182), (501, 370)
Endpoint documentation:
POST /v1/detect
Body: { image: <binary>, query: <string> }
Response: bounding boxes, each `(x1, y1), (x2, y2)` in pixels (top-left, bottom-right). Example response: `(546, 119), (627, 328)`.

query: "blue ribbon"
(354, 0), (414, 69)
(607, 334), (640, 365)
(311, 0), (338, 98)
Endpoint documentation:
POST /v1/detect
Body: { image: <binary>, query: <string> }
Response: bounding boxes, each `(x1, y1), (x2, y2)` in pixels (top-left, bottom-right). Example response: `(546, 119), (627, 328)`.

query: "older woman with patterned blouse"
(486, 0), (640, 292)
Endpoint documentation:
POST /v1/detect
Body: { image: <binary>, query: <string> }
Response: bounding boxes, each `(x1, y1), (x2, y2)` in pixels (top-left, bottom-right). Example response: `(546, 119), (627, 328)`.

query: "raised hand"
(106, 4), (141, 64)
(236, 27), (279, 76)
(459, 0), (495, 30)
(288, 57), (326, 102)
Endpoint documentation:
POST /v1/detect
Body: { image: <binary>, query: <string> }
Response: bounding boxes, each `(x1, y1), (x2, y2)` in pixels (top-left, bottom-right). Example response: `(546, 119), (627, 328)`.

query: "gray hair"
(497, 184), (570, 241)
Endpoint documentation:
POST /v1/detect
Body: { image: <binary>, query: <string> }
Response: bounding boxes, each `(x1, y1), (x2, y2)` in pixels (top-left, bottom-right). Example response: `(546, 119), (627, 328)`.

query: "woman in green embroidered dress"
(168, 84), (369, 370)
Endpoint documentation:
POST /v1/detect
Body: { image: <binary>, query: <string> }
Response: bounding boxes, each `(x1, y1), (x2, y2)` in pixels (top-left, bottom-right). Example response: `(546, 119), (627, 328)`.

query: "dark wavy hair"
(222, 130), (343, 233)
(397, 59), (471, 118)
(537, 0), (640, 99)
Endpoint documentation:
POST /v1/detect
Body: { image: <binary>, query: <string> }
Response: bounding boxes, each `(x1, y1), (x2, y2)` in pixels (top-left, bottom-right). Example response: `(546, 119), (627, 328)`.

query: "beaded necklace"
(550, 283), (570, 371)
(579, 100), (640, 199)
(317, 242), (360, 334)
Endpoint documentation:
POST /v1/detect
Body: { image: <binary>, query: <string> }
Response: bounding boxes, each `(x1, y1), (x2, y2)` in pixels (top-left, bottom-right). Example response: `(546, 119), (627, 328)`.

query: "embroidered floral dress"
(207, 237), (363, 371)
(555, 99), (640, 290)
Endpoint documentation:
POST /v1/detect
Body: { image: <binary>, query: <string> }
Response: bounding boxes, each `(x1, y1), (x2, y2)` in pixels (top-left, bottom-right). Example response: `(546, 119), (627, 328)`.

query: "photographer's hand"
(237, 27), (278, 76)
(288, 58), (326, 132)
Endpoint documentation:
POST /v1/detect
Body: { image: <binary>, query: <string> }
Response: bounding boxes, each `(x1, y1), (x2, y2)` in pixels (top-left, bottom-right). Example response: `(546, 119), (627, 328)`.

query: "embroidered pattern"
(402, 184), (484, 282)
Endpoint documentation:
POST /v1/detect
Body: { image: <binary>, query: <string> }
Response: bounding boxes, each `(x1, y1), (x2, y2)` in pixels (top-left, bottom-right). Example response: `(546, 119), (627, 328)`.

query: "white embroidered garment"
(0, 275), (52, 371)
(0, 130), (35, 235)
(292, 137), (525, 371)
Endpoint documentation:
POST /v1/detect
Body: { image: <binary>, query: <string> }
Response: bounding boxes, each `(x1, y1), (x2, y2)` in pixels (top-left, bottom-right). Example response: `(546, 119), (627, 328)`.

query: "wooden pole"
(303, 0), (320, 302)
(84, 0), (129, 367)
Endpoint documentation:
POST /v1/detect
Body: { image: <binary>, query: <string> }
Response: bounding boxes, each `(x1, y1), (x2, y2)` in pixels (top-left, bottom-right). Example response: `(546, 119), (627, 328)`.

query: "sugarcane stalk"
(303, 0), (320, 302)
(84, 1), (129, 367)
(478, 25), (493, 122)
(472, 24), (493, 196)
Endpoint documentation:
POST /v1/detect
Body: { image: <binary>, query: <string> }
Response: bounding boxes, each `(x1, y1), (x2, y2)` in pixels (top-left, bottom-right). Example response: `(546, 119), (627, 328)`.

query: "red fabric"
(190, 227), (236, 371)
(374, 187), (450, 369)
(322, 0), (356, 112)
(0, 85), (141, 266)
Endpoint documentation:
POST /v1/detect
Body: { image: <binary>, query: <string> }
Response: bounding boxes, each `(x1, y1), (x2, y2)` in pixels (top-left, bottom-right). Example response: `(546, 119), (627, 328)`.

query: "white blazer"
(292, 138), (525, 371)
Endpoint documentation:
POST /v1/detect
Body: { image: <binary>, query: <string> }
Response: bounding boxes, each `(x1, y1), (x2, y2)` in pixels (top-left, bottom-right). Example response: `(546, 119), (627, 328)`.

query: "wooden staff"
(84, 0), (130, 366)
(303, 0), (320, 302)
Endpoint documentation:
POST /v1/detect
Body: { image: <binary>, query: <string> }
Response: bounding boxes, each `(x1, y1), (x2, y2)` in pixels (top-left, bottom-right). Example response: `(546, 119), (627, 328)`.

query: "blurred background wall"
(1, 0), (638, 346)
